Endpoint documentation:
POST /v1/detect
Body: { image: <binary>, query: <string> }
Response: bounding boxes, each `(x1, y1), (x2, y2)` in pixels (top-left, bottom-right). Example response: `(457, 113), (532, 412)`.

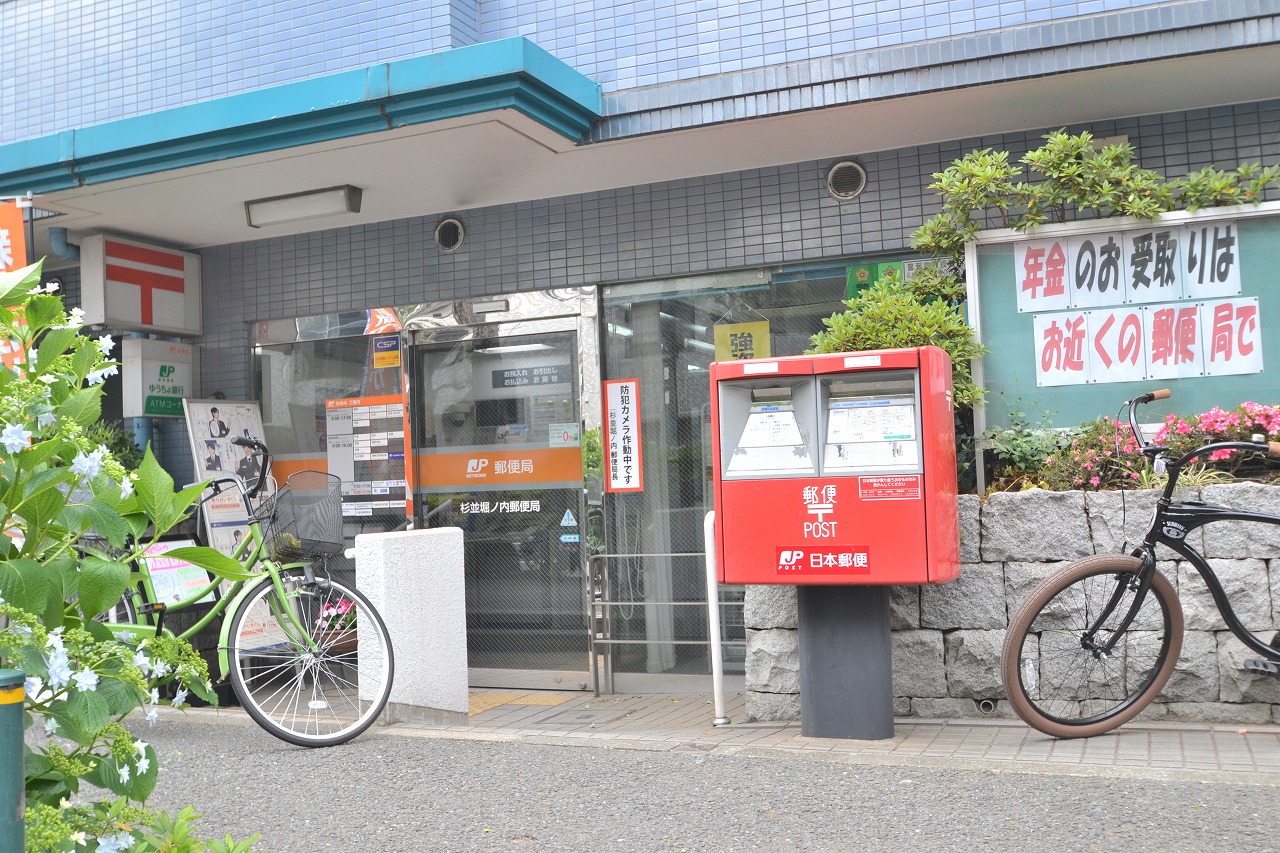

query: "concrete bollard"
(355, 528), (468, 725)
(1, 669), (24, 850)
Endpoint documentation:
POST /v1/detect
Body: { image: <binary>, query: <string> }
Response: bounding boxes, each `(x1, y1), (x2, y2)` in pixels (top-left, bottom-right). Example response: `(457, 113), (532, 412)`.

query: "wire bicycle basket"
(256, 471), (344, 562)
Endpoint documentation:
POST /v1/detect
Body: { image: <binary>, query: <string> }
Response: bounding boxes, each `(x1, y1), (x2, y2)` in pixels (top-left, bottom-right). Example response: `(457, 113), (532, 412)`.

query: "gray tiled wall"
(197, 99), (1280, 407)
(3, 0), (1263, 144)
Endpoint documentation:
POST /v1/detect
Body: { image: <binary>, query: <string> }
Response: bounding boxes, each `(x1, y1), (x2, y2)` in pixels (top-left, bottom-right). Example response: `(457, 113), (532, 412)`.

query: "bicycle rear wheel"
(93, 593), (137, 625)
(1001, 554), (1183, 739)
(228, 568), (394, 747)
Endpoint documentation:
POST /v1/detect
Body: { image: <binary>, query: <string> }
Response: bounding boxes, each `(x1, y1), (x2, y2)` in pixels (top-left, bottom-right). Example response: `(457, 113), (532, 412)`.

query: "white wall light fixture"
(245, 185), (362, 228)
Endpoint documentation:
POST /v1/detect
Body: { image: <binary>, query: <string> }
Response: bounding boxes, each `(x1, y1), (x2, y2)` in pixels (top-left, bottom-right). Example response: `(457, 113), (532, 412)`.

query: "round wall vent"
(826, 160), (868, 201)
(434, 217), (465, 253)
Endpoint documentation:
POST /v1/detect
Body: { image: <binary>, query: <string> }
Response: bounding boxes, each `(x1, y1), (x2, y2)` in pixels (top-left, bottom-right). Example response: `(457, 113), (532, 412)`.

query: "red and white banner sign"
(1015, 221), (1242, 314)
(81, 234), (202, 335)
(1034, 297), (1261, 387)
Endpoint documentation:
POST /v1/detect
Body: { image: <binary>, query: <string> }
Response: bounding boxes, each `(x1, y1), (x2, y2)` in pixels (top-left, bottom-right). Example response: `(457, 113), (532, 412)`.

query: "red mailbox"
(710, 346), (960, 585)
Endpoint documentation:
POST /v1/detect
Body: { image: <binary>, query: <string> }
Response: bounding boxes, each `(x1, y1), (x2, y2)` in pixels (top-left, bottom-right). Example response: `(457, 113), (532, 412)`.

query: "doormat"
(468, 691), (576, 716)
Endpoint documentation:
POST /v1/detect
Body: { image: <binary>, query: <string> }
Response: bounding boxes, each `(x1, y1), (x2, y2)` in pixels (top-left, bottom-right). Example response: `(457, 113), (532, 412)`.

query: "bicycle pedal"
(1243, 658), (1280, 678)
(139, 601), (167, 636)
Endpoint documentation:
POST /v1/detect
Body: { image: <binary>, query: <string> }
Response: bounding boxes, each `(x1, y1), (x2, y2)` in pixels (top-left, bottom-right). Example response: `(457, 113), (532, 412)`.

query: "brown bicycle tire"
(1001, 554), (1183, 739)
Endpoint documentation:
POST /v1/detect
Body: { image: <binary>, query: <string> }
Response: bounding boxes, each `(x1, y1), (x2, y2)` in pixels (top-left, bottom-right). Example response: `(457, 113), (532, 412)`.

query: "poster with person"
(182, 399), (273, 555)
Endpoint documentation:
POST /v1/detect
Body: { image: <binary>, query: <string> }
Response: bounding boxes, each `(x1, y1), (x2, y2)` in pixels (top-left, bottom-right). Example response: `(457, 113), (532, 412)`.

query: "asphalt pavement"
(129, 693), (1280, 853)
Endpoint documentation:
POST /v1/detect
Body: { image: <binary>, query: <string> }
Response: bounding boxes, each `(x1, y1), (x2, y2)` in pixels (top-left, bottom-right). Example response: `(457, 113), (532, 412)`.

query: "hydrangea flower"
(46, 636), (73, 689)
(98, 334), (115, 355)
(47, 654), (72, 690)
(95, 830), (135, 852)
(70, 448), (105, 478)
(1, 423), (31, 453)
(72, 669), (99, 692)
(86, 364), (119, 385)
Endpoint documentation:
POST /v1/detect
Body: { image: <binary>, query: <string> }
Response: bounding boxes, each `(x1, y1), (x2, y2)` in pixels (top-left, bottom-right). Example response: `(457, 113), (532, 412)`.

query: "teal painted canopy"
(0, 38), (602, 195)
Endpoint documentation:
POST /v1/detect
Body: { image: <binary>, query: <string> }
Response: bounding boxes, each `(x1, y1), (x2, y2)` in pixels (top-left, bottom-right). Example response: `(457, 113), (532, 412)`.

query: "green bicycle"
(109, 436), (394, 747)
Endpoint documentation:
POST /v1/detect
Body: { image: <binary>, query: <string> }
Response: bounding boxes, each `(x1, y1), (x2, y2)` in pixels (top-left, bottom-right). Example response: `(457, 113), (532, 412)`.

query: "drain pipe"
(49, 227), (80, 261)
(704, 511), (730, 726)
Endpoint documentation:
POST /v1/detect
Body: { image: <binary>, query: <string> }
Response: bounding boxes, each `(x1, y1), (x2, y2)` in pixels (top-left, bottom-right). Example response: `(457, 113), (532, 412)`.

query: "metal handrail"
(588, 551), (744, 696)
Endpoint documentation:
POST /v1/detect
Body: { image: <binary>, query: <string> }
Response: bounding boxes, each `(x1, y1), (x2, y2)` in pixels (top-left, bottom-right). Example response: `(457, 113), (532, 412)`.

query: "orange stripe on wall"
(270, 457), (327, 483)
(417, 447), (582, 488)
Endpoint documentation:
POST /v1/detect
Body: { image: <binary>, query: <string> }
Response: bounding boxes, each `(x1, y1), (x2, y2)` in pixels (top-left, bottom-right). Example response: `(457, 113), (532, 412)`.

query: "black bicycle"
(1001, 389), (1280, 738)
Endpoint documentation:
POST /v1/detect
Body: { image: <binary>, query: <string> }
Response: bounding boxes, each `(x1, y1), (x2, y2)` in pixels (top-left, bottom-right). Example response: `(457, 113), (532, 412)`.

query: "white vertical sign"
(1086, 307), (1146, 384)
(1015, 238), (1072, 313)
(1201, 297), (1262, 377)
(603, 379), (644, 493)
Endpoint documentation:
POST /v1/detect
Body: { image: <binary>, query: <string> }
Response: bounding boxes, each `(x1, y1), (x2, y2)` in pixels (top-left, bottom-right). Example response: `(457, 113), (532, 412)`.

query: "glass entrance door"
(410, 329), (589, 690)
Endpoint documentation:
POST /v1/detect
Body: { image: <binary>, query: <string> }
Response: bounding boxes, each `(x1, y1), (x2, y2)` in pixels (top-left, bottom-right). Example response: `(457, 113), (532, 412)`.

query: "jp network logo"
(777, 550), (804, 568)
(466, 458), (490, 477)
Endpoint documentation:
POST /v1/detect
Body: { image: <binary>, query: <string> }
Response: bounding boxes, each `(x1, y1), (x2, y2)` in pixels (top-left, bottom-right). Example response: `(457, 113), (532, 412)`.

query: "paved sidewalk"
(363, 690), (1280, 784)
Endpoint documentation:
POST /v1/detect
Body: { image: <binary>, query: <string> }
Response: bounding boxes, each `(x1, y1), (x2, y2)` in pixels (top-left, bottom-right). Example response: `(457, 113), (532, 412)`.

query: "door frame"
(404, 289), (602, 691)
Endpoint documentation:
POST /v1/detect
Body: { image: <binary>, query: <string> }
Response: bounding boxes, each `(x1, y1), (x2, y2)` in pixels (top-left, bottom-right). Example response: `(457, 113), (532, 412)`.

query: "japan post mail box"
(710, 346), (960, 585)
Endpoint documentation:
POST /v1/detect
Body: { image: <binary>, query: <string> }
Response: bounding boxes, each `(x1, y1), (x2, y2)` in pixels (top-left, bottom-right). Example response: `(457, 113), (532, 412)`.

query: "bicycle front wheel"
(1001, 554), (1183, 739)
(228, 568), (394, 747)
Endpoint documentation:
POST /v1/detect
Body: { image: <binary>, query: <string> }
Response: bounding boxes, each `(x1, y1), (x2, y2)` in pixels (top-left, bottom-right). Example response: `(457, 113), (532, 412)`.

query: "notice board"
(969, 203), (1280, 432)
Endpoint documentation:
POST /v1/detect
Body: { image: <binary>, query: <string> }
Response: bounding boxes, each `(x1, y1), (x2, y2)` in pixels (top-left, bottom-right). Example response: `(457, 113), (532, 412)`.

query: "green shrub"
(86, 419), (145, 469)
(809, 269), (986, 408)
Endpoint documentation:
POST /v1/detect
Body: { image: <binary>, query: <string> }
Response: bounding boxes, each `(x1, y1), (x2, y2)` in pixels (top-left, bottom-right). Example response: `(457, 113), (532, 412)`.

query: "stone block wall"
(744, 484), (1280, 725)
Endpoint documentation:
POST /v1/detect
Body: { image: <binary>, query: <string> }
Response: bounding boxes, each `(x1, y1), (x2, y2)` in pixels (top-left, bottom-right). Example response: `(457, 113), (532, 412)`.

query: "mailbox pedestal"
(798, 586), (893, 740)
(710, 347), (960, 740)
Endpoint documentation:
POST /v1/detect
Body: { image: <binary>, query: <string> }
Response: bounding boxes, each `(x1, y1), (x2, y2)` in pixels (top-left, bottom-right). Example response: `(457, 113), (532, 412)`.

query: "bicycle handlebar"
(1125, 389), (1170, 454)
(1126, 388), (1278, 467)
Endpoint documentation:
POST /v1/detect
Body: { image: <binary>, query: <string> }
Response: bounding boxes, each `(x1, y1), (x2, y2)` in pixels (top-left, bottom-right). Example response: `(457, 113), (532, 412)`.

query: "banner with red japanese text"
(1033, 298), (1260, 387)
(1014, 220), (1242, 313)
(971, 205), (1280, 432)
